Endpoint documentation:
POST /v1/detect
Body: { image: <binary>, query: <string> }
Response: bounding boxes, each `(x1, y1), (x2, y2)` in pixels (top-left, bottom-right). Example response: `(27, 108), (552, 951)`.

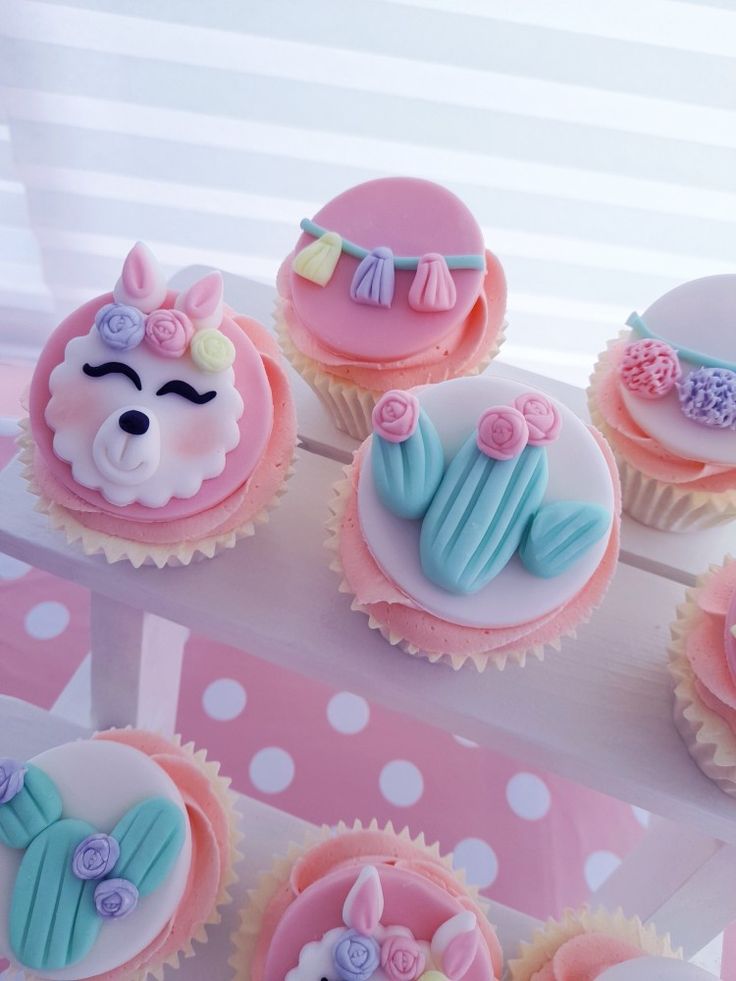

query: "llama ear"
(342, 865), (384, 934)
(175, 271), (224, 331)
(431, 911), (479, 979)
(113, 242), (167, 313)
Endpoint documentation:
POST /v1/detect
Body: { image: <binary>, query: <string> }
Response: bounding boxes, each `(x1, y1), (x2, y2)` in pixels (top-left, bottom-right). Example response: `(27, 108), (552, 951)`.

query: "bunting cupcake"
(22, 242), (297, 566)
(277, 177), (507, 440)
(0, 728), (240, 979)
(588, 274), (736, 531)
(327, 375), (621, 670)
(231, 820), (504, 980)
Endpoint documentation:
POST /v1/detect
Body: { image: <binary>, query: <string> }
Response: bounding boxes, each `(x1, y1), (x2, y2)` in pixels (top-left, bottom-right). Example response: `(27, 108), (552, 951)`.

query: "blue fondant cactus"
(518, 501), (611, 579)
(0, 764), (62, 849)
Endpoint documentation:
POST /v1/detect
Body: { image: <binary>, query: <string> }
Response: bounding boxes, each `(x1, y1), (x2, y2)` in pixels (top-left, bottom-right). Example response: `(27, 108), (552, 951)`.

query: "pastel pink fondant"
(724, 589), (736, 685)
(144, 308), (193, 358)
(343, 865), (384, 934)
(176, 270), (225, 331)
(408, 253), (457, 313)
(373, 391), (420, 443)
(515, 393), (562, 446)
(529, 933), (645, 981)
(683, 559), (736, 725)
(113, 241), (167, 313)
(476, 406), (528, 460)
(434, 912), (480, 978)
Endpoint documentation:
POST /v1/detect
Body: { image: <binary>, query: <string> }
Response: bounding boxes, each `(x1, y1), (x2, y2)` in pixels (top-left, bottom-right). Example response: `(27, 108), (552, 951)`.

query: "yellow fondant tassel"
(292, 231), (343, 286)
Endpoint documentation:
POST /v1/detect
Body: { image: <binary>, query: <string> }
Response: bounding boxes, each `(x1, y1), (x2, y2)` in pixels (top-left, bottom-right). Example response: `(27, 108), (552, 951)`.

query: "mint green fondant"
(420, 437), (548, 594)
(0, 764), (62, 849)
(519, 500), (611, 579)
(10, 818), (99, 971)
(371, 411), (445, 519)
(111, 797), (185, 896)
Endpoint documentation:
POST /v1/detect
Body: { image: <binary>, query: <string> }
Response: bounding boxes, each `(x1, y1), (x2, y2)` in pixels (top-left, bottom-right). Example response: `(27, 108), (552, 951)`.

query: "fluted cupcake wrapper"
(508, 907), (680, 981)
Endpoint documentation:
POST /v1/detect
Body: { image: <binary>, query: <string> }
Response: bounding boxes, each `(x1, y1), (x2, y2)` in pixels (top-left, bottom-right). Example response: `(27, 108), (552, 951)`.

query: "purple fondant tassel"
(350, 247), (395, 308)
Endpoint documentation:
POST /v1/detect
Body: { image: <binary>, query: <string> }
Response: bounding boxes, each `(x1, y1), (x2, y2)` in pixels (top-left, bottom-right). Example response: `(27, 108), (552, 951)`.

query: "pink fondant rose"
(477, 405), (528, 460)
(381, 933), (425, 980)
(372, 390), (420, 443)
(619, 338), (681, 399)
(514, 392), (562, 445)
(144, 308), (194, 358)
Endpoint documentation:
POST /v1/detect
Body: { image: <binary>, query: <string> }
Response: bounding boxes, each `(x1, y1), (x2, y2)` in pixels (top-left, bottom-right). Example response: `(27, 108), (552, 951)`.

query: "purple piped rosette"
(94, 303), (145, 352)
(0, 759), (27, 805)
(93, 877), (139, 920)
(677, 366), (736, 430)
(332, 929), (381, 981)
(72, 833), (120, 880)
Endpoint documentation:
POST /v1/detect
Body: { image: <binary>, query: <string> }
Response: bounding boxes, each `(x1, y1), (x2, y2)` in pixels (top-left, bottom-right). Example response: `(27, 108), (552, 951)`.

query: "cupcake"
(232, 820), (504, 980)
(508, 908), (690, 981)
(22, 242), (297, 566)
(276, 177), (506, 440)
(0, 727), (240, 979)
(669, 556), (736, 795)
(327, 375), (621, 670)
(588, 274), (736, 531)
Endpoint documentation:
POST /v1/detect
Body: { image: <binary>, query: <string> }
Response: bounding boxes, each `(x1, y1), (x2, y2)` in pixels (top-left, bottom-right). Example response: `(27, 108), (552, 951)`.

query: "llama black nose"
(118, 410), (149, 436)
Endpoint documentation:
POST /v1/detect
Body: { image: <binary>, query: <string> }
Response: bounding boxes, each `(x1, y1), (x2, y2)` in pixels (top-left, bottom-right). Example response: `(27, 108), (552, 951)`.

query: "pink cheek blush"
(171, 423), (222, 458)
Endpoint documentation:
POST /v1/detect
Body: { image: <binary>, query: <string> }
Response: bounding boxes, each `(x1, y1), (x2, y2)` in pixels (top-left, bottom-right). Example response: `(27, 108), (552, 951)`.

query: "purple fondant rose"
(514, 392), (562, 445)
(0, 759), (26, 805)
(477, 406), (529, 461)
(72, 833), (120, 880)
(372, 390), (420, 443)
(95, 302), (145, 351)
(381, 932), (425, 980)
(144, 308), (194, 358)
(333, 929), (381, 981)
(94, 878), (139, 920)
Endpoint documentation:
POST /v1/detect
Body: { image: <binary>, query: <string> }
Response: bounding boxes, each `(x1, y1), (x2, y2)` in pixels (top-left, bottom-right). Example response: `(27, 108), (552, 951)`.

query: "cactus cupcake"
(277, 177), (506, 440)
(588, 274), (736, 531)
(22, 242), (297, 566)
(328, 376), (620, 670)
(0, 728), (240, 979)
(231, 821), (504, 980)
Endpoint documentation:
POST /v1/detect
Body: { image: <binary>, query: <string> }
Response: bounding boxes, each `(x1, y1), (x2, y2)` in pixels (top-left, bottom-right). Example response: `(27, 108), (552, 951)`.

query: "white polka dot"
(506, 772), (551, 821)
(453, 838), (499, 888)
(24, 601), (70, 640)
(249, 747), (295, 794)
(584, 850), (621, 891)
(379, 760), (424, 807)
(0, 417), (20, 438)
(327, 692), (370, 734)
(202, 678), (247, 721)
(453, 734), (479, 748)
(631, 805), (651, 828)
(0, 554), (31, 580)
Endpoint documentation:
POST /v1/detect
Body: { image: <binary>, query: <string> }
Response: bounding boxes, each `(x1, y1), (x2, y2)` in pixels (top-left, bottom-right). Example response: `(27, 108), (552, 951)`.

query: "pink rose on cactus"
(372, 390), (420, 443)
(381, 932), (425, 981)
(619, 338), (681, 399)
(514, 392), (562, 446)
(144, 308), (194, 358)
(477, 406), (529, 460)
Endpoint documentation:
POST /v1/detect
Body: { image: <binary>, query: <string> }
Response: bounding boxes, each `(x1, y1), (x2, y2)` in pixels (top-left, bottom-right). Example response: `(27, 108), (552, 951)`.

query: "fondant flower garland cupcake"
(276, 177), (507, 440)
(327, 375), (621, 670)
(588, 274), (736, 531)
(0, 728), (240, 979)
(23, 242), (297, 566)
(231, 820), (504, 980)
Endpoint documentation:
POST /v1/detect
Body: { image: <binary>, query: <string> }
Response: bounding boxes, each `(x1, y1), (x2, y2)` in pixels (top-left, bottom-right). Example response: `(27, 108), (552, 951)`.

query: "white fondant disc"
(358, 376), (615, 629)
(621, 274), (736, 466)
(598, 956), (716, 980)
(0, 739), (192, 980)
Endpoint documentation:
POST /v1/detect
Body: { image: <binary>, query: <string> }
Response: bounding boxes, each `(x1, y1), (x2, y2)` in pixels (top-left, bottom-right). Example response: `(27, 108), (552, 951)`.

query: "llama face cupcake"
(588, 274), (736, 531)
(24, 243), (297, 566)
(327, 376), (621, 670)
(232, 822), (503, 981)
(0, 729), (239, 979)
(277, 177), (506, 440)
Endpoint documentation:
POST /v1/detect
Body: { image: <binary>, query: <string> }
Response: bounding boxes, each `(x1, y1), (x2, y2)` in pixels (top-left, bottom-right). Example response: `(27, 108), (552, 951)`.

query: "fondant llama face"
(286, 865), (480, 981)
(45, 245), (244, 508)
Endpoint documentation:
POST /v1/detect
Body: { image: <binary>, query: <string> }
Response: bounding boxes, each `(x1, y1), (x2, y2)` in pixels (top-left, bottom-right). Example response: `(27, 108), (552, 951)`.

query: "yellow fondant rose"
(190, 328), (235, 372)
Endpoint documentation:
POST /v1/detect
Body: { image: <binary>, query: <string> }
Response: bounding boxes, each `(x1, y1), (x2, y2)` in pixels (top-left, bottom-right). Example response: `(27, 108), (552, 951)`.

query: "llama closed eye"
(155, 379), (217, 404)
(83, 361), (142, 391)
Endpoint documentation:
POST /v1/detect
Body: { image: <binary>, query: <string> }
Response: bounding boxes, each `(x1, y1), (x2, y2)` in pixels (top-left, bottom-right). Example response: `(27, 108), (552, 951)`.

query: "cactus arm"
(519, 501), (611, 578)
(371, 409), (444, 520)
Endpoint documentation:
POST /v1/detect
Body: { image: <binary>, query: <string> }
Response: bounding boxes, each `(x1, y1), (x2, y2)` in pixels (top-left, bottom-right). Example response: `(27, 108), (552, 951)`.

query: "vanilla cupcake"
(0, 728), (240, 979)
(277, 177), (506, 440)
(588, 274), (736, 531)
(23, 242), (297, 566)
(327, 375), (621, 670)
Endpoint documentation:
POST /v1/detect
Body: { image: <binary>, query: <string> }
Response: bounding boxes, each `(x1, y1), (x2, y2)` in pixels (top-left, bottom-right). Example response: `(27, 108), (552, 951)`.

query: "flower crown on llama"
(620, 312), (736, 430)
(371, 390), (611, 593)
(0, 757), (185, 973)
(292, 218), (485, 312)
(94, 242), (235, 372)
(289, 864), (483, 981)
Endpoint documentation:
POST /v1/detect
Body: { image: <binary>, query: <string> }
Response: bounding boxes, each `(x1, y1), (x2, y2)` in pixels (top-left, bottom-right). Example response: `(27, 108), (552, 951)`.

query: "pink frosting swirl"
(144, 308), (194, 358)
(619, 338), (681, 399)
(381, 932), (426, 980)
(477, 406), (528, 460)
(514, 393), (562, 446)
(372, 390), (420, 443)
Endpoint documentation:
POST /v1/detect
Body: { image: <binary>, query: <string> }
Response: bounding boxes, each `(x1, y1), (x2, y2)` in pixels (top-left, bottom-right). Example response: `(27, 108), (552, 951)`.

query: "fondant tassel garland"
(408, 253), (457, 312)
(350, 246), (395, 308)
(292, 231), (343, 286)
